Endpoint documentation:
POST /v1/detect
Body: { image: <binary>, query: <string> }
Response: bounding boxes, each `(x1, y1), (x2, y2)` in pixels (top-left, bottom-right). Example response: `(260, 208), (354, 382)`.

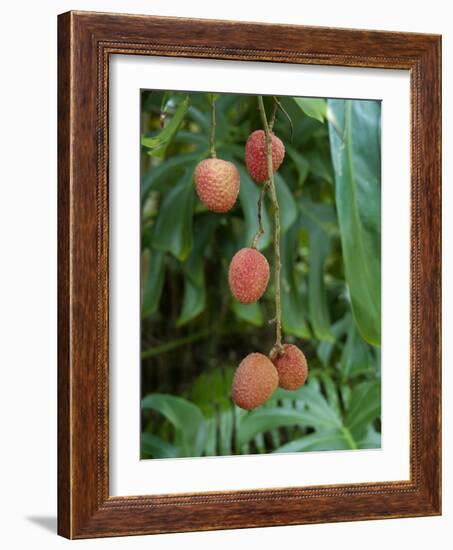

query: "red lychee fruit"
(194, 158), (240, 213)
(232, 352), (278, 410)
(245, 129), (285, 183)
(228, 247), (270, 304)
(270, 344), (308, 390)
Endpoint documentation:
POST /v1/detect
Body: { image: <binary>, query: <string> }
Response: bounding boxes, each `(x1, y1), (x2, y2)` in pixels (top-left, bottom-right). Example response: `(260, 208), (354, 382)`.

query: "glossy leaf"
(141, 248), (165, 318)
(274, 172), (298, 233)
(231, 301), (264, 326)
(293, 97), (327, 123)
(328, 99), (381, 345)
(344, 380), (381, 441)
(280, 219), (310, 338)
(152, 168), (195, 261)
(177, 278), (205, 326)
(141, 433), (178, 459)
(274, 430), (350, 453)
(141, 153), (201, 202)
(237, 165), (272, 250)
(236, 408), (312, 449)
(141, 393), (206, 457)
(141, 96), (190, 156)
(301, 202), (337, 341)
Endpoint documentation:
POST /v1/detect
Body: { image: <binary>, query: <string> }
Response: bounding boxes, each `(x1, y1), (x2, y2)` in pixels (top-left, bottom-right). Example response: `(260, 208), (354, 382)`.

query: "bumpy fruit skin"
(245, 129), (285, 183)
(194, 158), (240, 213)
(270, 344), (308, 390)
(228, 248), (270, 304)
(232, 353), (278, 410)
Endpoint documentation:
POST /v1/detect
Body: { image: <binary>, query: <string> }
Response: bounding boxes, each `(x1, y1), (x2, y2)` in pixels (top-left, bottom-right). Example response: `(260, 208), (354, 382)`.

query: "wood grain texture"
(57, 10), (442, 539)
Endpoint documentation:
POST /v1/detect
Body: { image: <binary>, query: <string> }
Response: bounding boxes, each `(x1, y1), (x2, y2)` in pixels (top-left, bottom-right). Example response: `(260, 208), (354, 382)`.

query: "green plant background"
(140, 91), (381, 459)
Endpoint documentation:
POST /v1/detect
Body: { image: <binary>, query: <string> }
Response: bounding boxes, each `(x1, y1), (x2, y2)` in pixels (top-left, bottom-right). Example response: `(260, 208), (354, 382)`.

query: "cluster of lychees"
(193, 99), (308, 410)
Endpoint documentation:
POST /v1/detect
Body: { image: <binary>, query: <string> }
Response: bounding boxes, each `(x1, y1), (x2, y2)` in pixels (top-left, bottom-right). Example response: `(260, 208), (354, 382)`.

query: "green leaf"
(141, 153), (201, 202)
(285, 145), (310, 187)
(141, 393), (206, 457)
(236, 408), (313, 449)
(340, 321), (373, 380)
(152, 168), (195, 261)
(293, 97), (327, 123)
(357, 425), (381, 449)
(184, 213), (220, 287)
(274, 173), (298, 233)
(274, 430), (350, 453)
(297, 382), (343, 430)
(280, 219), (310, 338)
(141, 96), (190, 156)
(317, 314), (350, 366)
(328, 99), (381, 345)
(301, 203), (336, 342)
(141, 433), (178, 459)
(231, 301), (264, 326)
(237, 165), (272, 250)
(177, 278), (205, 326)
(141, 249), (165, 318)
(344, 381), (381, 441)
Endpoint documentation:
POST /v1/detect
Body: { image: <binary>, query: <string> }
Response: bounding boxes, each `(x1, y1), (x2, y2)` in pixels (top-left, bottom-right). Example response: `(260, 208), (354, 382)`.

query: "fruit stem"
(251, 181), (269, 249)
(210, 93), (217, 158)
(269, 98), (278, 131)
(257, 96), (283, 354)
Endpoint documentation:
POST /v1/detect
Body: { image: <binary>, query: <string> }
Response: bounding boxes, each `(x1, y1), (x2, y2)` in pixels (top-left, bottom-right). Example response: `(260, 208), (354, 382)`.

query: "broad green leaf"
(236, 408), (314, 449)
(152, 169), (195, 261)
(344, 381), (381, 441)
(231, 301), (264, 327)
(177, 278), (205, 326)
(274, 430), (350, 453)
(219, 403), (234, 455)
(141, 249), (165, 318)
(316, 314), (350, 366)
(296, 381), (343, 429)
(141, 433), (178, 459)
(301, 203), (336, 342)
(340, 321), (373, 380)
(184, 213), (220, 287)
(293, 97), (327, 123)
(280, 219), (310, 338)
(274, 173), (298, 233)
(328, 99), (381, 345)
(204, 418), (217, 456)
(141, 96), (190, 156)
(357, 425), (381, 449)
(237, 165), (272, 250)
(285, 145), (310, 187)
(141, 153), (201, 202)
(318, 371), (341, 416)
(141, 394), (206, 457)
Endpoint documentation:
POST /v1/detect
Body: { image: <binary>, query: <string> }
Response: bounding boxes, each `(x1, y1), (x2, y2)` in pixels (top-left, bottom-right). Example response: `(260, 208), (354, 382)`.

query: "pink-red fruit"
(245, 129), (285, 183)
(228, 248), (270, 304)
(194, 158), (240, 213)
(270, 344), (308, 390)
(232, 353), (278, 410)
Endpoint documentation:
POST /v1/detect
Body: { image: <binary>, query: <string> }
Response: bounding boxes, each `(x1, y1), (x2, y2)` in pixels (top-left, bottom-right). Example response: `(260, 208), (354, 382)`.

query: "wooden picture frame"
(58, 10), (441, 539)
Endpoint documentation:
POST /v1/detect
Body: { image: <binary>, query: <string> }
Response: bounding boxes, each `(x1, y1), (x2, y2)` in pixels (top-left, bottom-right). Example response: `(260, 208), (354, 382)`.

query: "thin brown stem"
(269, 98), (278, 131)
(210, 94), (217, 158)
(251, 181), (269, 249)
(257, 96), (283, 354)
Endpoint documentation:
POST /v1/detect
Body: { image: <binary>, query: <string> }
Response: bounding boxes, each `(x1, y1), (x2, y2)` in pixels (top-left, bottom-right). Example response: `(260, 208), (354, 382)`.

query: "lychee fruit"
(232, 352), (278, 410)
(270, 344), (308, 390)
(245, 129), (285, 183)
(228, 247), (270, 304)
(194, 158), (240, 213)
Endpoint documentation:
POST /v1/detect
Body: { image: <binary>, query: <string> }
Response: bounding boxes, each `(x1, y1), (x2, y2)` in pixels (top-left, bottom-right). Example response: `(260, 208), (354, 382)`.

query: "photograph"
(140, 90), (382, 459)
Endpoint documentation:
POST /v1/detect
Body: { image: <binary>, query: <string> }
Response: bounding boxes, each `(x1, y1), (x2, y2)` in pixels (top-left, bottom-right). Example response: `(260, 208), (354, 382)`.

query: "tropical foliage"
(140, 91), (381, 458)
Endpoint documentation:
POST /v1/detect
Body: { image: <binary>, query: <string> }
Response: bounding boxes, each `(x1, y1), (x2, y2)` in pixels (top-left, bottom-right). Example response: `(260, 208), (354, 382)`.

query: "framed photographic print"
(58, 11), (441, 539)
